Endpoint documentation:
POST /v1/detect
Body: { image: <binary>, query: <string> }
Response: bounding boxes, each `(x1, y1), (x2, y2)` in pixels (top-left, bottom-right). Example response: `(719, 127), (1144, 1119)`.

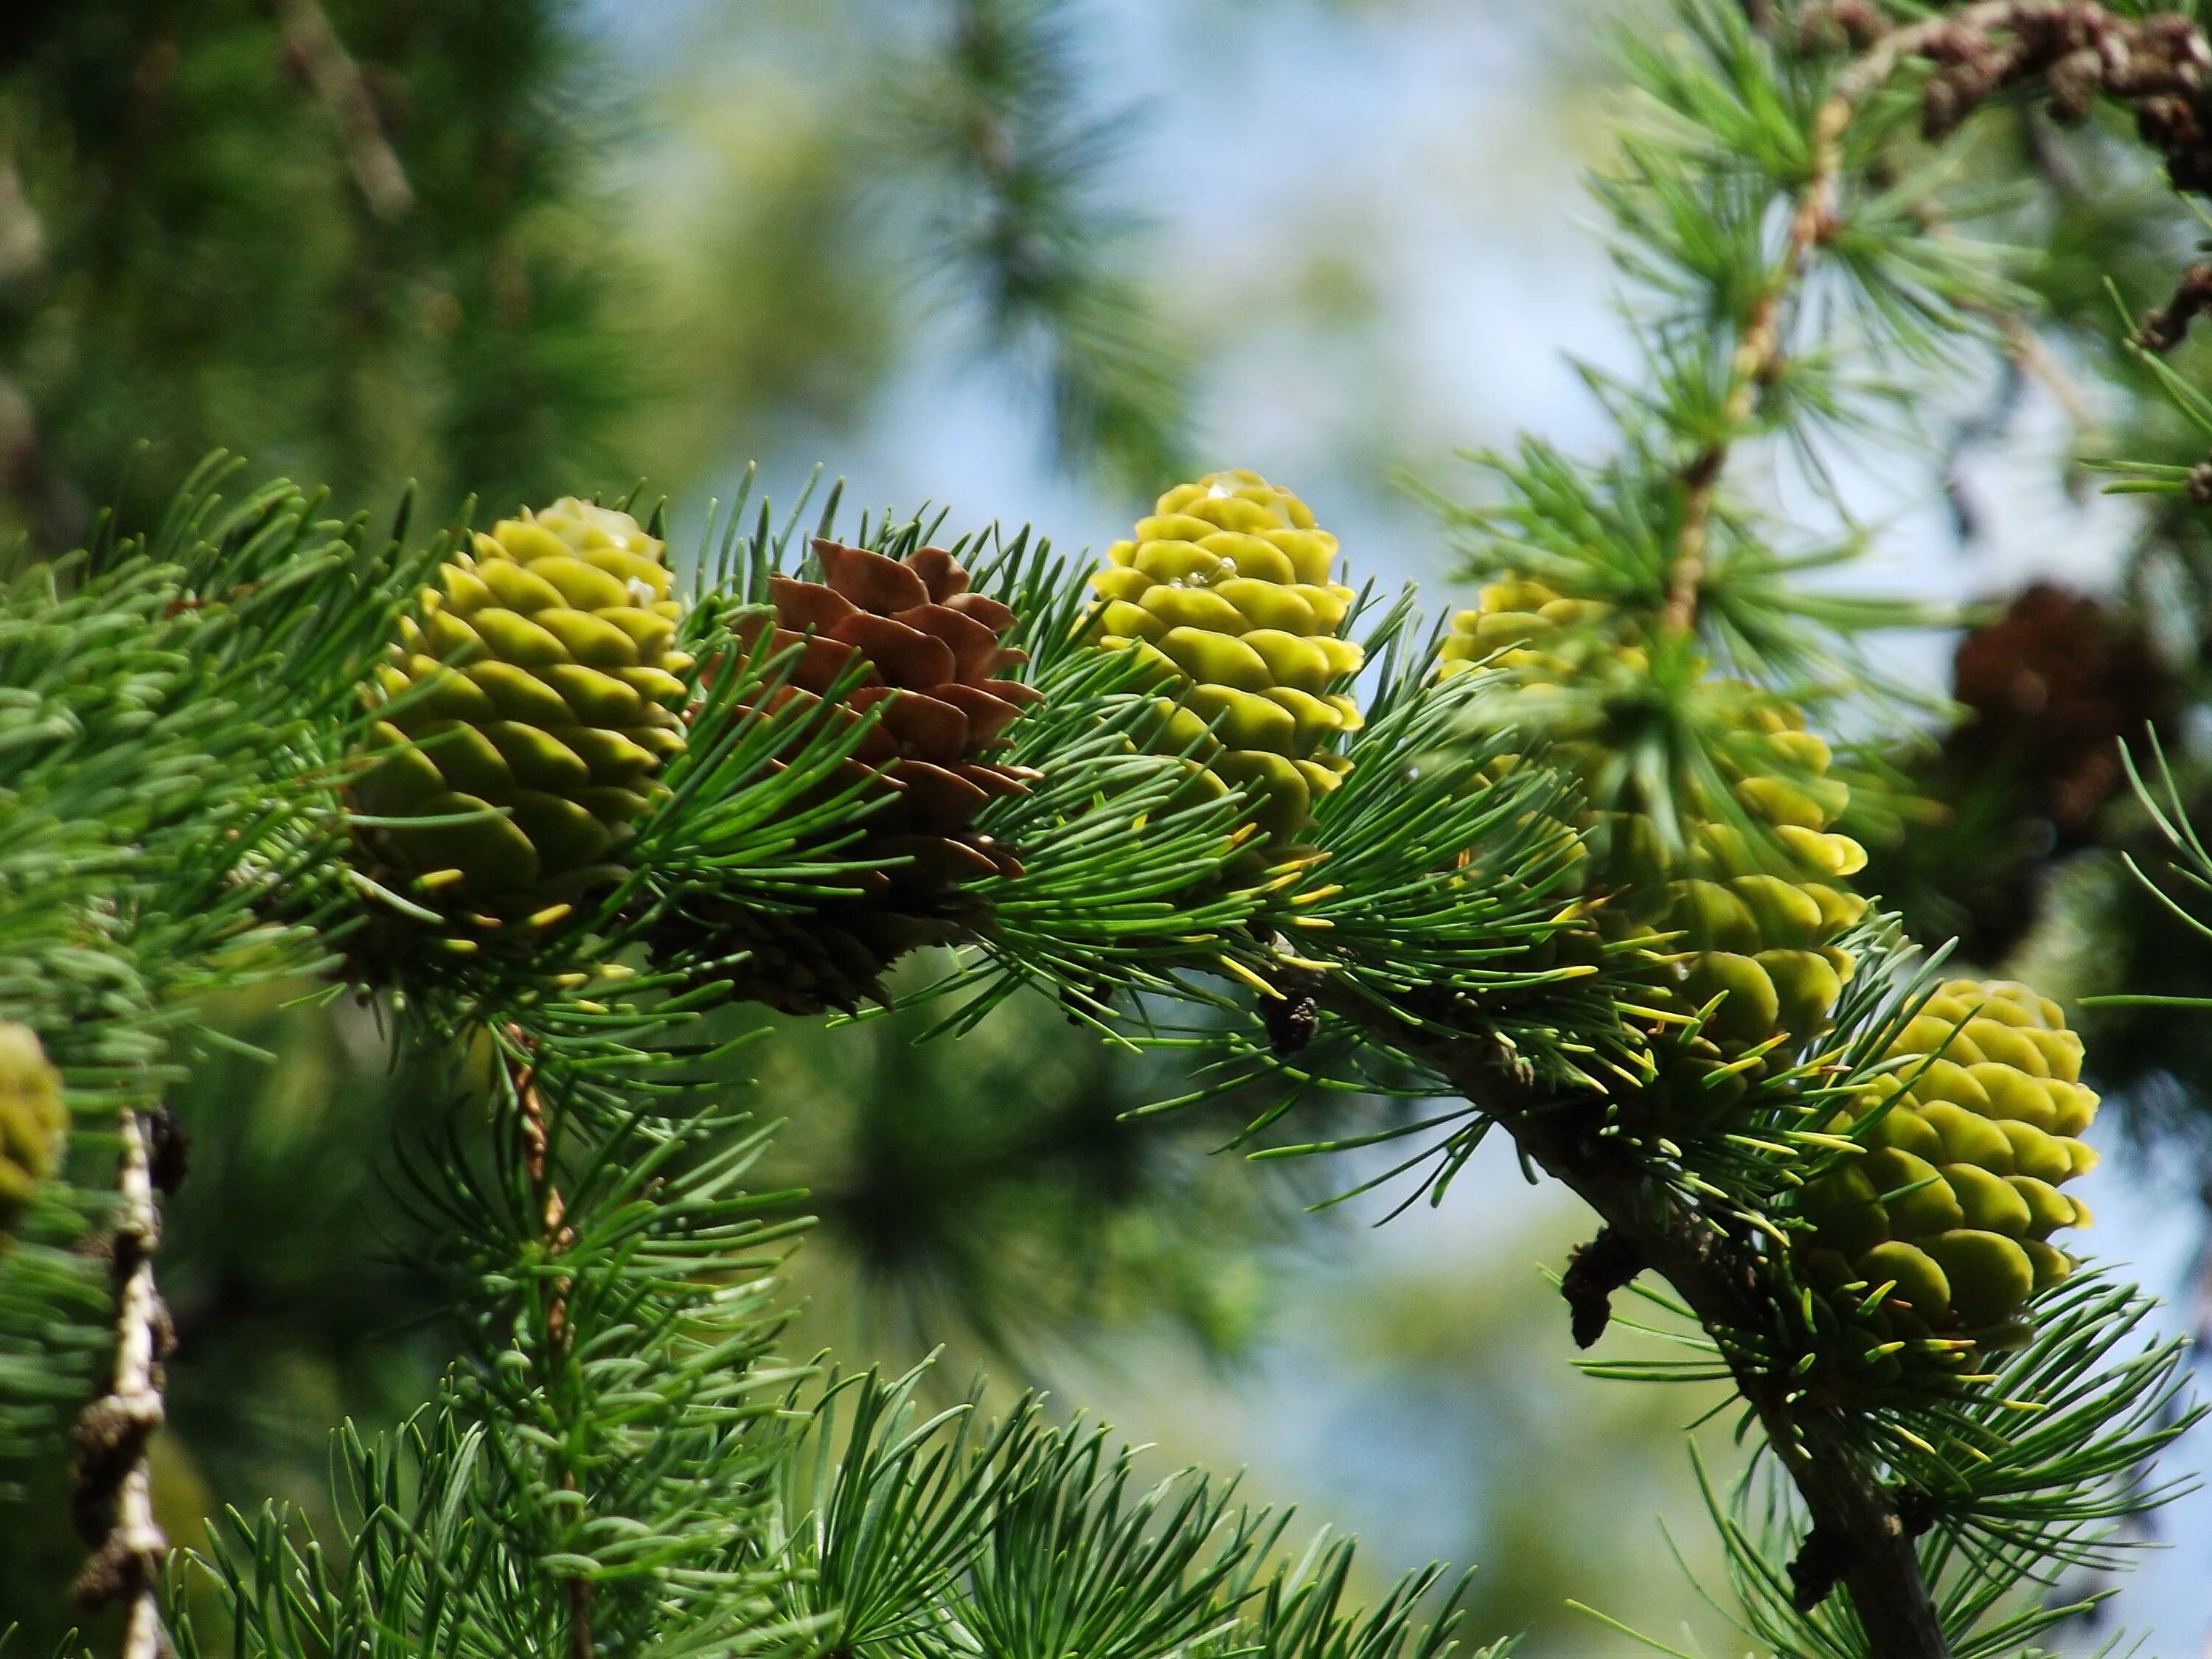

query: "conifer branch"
(1666, 5), (2017, 635)
(15, 0), (2212, 1640)
(1666, 97), (1841, 634)
(1672, 1), (2212, 630)
(2137, 260), (2212, 352)
(501, 1031), (594, 1659)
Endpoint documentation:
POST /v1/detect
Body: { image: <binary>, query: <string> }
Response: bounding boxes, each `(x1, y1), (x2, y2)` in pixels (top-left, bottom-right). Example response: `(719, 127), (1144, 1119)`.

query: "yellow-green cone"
(1090, 470), (1365, 846)
(1796, 980), (2098, 1391)
(0, 1022), (65, 1245)
(355, 499), (692, 917)
(1439, 577), (1869, 1064)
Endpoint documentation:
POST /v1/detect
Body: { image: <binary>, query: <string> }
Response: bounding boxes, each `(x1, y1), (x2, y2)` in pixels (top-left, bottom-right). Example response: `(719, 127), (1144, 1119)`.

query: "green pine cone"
(355, 499), (692, 921)
(1794, 979), (2098, 1394)
(1090, 470), (1365, 848)
(0, 1022), (65, 1245)
(1439, 576), (1870, 1063)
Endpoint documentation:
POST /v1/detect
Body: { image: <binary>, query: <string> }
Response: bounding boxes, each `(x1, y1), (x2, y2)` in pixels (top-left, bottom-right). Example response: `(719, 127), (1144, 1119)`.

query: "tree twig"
(1667, 6), (1996, 633)
(1664, 80), (1848, 633)
(70, 1107), (175, 1659)
(570, 1576), (596, 1659)
(1669, 0), (2212, 627)
(506, 1029), (591, 1658)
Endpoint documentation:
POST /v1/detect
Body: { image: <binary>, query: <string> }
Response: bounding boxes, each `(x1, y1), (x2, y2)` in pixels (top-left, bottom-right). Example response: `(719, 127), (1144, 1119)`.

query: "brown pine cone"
(1950, 583), (2177, 834)
(737, 539), (1044, 879)
(692, 538), (1046, 1011)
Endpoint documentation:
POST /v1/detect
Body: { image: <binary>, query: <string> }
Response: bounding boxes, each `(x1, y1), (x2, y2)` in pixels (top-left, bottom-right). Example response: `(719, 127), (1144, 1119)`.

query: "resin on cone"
(0, 1021), (64, 1245)
(353, 499), (692, 921)
(1440, 577), (1868, 1070)
(1795, 979), (2098, 1391)
(708, 538), (1043, 1012)
(1090, 470), (1365, 847)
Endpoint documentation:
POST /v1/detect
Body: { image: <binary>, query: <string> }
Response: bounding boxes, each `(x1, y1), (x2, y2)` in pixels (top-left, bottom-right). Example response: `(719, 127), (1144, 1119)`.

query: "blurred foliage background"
(12, 0), (2212, 1653)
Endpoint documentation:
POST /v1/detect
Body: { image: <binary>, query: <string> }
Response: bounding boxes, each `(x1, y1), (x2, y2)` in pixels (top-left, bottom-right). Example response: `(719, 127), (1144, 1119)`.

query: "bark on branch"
(505, 1032), (592, 1659)
(70, 1107), (176, 1659)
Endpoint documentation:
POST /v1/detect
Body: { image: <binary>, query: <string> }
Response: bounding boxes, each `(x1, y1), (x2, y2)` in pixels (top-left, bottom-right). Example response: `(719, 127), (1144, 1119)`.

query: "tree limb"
(506, 1031), (591, 1659)
(1668, 6), (1992, 633)
(1319, 987), (1950, 1659)
(1664, 63), (1848, 633)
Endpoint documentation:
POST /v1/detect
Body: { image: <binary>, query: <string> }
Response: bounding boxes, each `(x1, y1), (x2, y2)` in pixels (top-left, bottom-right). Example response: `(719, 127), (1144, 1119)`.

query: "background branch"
(266, 0), (412, 223)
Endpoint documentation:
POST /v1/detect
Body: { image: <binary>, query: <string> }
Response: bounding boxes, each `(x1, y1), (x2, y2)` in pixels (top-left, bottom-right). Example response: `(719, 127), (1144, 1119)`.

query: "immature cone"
(711, 538), (1043, 1012)
(1091, 470), (1364, 846)
(1641, 708), (1868, 1056)
(1441, 578), (1869, 1070)
(0, 1022), (65, 1245)
(354, 500), (691, 919)
(1795, 981), (2098, 1392)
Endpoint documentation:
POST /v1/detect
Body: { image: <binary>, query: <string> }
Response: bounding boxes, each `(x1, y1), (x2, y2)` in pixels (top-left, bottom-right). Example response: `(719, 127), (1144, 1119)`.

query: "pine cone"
(1653, 709), (1868, 1053)
(352, 500), (691, 922)
(692, 905), (966, 1019)
(700, 538), (1043, 1012)
(1795, 980), (2097, 1394)
(1950, 582), (2177, 833)
(1090, 470), (1364, 846)
(1438, 577), (1613, 681)
(1441, 577), (1868, 1062)
(0, 1021), (65, 1245)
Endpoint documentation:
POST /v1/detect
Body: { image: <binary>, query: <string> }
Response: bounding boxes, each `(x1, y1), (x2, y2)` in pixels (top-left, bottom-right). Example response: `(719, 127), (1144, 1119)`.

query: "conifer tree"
(10, 4), (2212, 1659)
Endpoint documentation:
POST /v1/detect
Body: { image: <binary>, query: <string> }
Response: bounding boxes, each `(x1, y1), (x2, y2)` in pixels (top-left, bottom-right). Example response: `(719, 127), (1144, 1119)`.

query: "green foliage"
(742, 992), (1311, 1363)
(12, 3), (2212, 1658)
(0, 1), (647, 552)
(0, 463), (427, 1450)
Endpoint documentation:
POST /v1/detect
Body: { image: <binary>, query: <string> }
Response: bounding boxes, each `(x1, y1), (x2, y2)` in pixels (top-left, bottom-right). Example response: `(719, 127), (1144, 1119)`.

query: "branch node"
(1787, 1522), (1851, 1613)
(147, 1102), (190, 1196)
(1893, 1483), (1943, 1538)
(2139, 261), (2212, 352)
(1562, 1225), (1644, 1349)
(1261, 963), (1329, 1056)
(1263, 993), (1321, 1056)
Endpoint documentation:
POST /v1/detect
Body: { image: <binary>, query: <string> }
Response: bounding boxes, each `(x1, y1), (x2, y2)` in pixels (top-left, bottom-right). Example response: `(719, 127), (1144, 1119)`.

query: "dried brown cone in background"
(1860, 582), (2180, 966)
(1950, 582), (2177, 834)
(694, 538), (1045, 1014)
